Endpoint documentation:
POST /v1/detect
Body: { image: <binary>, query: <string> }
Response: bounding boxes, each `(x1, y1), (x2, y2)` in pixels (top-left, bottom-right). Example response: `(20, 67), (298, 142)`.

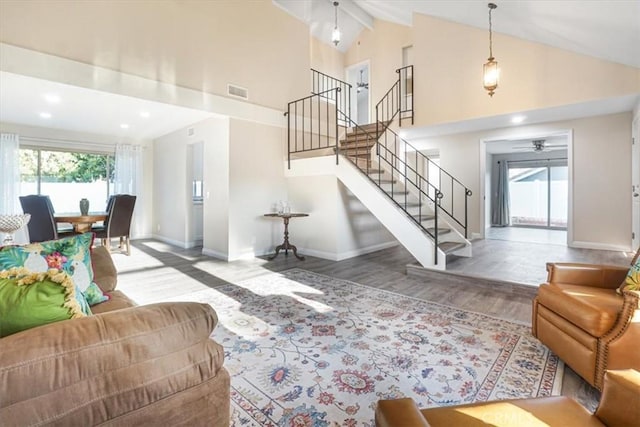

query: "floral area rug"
(172, 269), (563, 426)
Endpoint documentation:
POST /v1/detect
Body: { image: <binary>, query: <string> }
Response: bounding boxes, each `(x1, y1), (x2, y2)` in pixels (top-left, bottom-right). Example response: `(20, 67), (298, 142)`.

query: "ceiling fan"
(512, 139), (567, 152)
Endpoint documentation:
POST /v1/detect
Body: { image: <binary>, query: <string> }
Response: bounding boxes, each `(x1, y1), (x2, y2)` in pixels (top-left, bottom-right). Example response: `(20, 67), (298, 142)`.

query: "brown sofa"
(531, 251), (640, 390)
(0, 246), (230, 426)
(375, 369), (640, 427)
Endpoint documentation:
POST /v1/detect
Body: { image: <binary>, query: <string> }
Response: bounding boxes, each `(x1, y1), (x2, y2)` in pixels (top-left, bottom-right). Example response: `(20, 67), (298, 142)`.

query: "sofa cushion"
(91, 245), (118, 292)
(90, 290), (136, 314)
(0, 233), (108, 305)
(0, 302), (223, 413)
(0, 268), (89, 337)
(537, 283), (623, 337)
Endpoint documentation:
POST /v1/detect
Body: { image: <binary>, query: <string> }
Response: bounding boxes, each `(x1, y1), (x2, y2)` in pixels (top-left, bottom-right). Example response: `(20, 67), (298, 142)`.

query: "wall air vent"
(188, 127), (195, 137)
(227, 84), (249, 100)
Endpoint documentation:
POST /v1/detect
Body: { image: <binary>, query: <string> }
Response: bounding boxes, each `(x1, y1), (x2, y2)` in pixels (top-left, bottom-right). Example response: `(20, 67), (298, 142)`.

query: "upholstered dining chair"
(92, 194), (136, 255)
(19, 195), (74, 243)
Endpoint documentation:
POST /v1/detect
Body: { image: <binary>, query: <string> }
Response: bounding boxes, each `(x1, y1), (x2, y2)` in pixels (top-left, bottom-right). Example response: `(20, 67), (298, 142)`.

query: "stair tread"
(395, 201), (422, 208)
(339, 140), (376, 148)
(426, 227), (451, 235)
(438, 241), (467, 254)
(341, 133), (380, 143)
(412, 214), (435, 222)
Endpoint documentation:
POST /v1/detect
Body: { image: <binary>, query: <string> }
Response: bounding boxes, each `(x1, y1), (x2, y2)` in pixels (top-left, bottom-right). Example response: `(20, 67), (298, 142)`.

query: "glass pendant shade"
(483, 57), (499, 96)
(332, 27), (340, 46)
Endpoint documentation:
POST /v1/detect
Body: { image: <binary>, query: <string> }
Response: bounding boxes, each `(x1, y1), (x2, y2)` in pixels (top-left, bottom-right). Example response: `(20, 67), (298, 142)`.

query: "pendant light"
(483, 3), (499, 97)
(332, 2), (341, 46)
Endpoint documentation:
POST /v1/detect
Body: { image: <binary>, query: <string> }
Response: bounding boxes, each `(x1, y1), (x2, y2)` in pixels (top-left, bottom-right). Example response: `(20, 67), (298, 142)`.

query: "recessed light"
(39, 112), (52, 119)
(511, 115), (525, 124)
(139, 111), (150, 118)
(120, 123), (130, 129)
(43, 94), (61, 104)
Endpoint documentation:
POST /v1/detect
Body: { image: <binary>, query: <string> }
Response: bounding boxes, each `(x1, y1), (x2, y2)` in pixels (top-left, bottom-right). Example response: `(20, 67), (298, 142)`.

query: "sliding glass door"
(508, 162), (567, 229)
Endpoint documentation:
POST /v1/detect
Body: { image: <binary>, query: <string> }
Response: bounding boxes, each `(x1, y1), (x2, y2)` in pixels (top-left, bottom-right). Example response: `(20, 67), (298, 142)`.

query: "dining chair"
(92, 194), (136, 255)
(19, 195), (74, 243)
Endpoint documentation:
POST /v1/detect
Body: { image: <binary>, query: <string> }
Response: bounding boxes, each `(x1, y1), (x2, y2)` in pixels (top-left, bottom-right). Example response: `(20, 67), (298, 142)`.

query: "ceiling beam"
(333, 0), (374, 30)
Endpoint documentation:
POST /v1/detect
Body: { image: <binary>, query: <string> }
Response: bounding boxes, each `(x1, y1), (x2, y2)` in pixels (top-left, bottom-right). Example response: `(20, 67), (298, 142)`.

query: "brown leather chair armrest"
(376, 398), (430, 427)
(546, 263), (629, 289)
(595, 370), (640, 426)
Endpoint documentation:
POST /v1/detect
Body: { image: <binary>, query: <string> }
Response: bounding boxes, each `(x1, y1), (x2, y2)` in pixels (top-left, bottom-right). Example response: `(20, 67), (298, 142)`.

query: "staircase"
(285, 67), (472, 269)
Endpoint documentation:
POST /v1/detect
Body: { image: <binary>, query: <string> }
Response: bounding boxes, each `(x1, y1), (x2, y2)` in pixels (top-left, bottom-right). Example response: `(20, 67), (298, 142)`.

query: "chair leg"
(126, 236), (131, 256)
(102, 238), (110, 252)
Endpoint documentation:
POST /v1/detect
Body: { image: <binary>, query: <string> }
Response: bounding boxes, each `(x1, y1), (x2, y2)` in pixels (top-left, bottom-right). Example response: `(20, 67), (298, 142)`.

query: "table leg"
(268, 217), (305, 261)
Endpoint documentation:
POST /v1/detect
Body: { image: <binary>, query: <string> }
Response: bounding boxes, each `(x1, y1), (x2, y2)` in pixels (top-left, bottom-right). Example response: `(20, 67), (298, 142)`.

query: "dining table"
(54, 213), (107, 233)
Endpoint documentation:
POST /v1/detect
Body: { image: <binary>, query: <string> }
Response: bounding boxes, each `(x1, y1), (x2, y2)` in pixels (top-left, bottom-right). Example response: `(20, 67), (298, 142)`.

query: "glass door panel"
(509, 167), (548, 226)
(549, 166), (568, 228)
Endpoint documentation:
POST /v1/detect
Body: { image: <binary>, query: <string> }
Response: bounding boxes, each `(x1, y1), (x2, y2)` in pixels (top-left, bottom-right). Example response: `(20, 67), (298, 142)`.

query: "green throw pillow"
(0, 267), (89, 337)
(0, 233), (108, 307)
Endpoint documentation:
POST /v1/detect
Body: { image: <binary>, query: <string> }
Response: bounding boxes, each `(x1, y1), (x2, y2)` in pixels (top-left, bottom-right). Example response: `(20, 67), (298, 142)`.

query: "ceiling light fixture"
(356, 69), (369, 93)
(140, 111), (150, 118)
(483, 3), (499, 97)
(511, 115), (525, 124)
(120, 123), (130, 129)
(39, 112), (52, 119)
(332, 1), (341, 46)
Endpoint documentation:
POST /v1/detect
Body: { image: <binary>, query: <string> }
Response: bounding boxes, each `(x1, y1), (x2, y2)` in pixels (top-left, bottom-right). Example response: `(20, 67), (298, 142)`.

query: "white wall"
(227, 118), (288, 260)
(287, 174), (397, 260)
(411, 112), (633, 251)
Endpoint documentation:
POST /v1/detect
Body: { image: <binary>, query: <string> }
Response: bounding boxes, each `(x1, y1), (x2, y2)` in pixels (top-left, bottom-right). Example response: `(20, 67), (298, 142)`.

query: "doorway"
(345, 61), (370, 125)
(187, 141), (204, 247)
(483, 133), (572, 246)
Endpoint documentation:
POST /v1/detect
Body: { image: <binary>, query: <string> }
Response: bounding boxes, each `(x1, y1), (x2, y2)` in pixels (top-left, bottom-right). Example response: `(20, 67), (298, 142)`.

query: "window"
(20, 148), (115, 213)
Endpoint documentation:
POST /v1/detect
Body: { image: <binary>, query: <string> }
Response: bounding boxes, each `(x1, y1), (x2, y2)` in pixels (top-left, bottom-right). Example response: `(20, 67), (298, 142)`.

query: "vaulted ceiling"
(275, 0), (640, 68)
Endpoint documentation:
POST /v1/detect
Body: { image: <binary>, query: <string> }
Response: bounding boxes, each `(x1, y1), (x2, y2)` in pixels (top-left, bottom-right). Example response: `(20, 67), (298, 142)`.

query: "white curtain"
(0, 133), (20, 214)
(114, 144), (144, 237)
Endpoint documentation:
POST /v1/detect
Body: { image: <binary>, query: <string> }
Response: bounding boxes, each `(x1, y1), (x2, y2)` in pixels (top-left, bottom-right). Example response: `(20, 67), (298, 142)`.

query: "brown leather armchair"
(531, 250), (640, 390)
(375, 369), (640, 427)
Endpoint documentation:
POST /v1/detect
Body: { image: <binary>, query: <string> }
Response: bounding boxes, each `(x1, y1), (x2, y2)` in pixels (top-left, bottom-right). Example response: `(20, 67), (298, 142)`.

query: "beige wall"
(411, 14), (639, 126)
(345, 20), (413, 111)
(413, 112), (633, 250)
(344, 14), (639, 127)
(310, 36), (345, 79)
(0, 0), (310, 111)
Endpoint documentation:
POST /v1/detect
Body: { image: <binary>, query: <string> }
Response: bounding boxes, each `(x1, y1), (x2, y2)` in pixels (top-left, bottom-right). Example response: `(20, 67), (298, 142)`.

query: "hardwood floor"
(112, 238), (627, 412)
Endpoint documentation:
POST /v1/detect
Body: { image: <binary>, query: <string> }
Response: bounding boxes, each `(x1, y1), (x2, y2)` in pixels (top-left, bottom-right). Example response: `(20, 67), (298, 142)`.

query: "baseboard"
(298, 241), (399, 261)
(151, 234), (199, 249)
(569, 240), (631, 252)
(202, 247), (229, 261)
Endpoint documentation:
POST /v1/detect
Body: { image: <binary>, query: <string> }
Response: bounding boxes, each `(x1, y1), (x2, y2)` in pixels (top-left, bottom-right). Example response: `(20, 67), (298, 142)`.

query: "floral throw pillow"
(618, 249), (640, 294)
(0, 233), (108, 306)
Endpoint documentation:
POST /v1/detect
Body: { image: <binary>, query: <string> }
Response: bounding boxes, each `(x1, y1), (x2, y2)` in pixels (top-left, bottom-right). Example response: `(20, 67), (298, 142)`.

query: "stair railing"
(375, 65), (413, 138)
(311, 68), (351, 126)
(337, 109), (445, 264)
(375, 66), (472, 240)
(285, 87), (341, 169)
